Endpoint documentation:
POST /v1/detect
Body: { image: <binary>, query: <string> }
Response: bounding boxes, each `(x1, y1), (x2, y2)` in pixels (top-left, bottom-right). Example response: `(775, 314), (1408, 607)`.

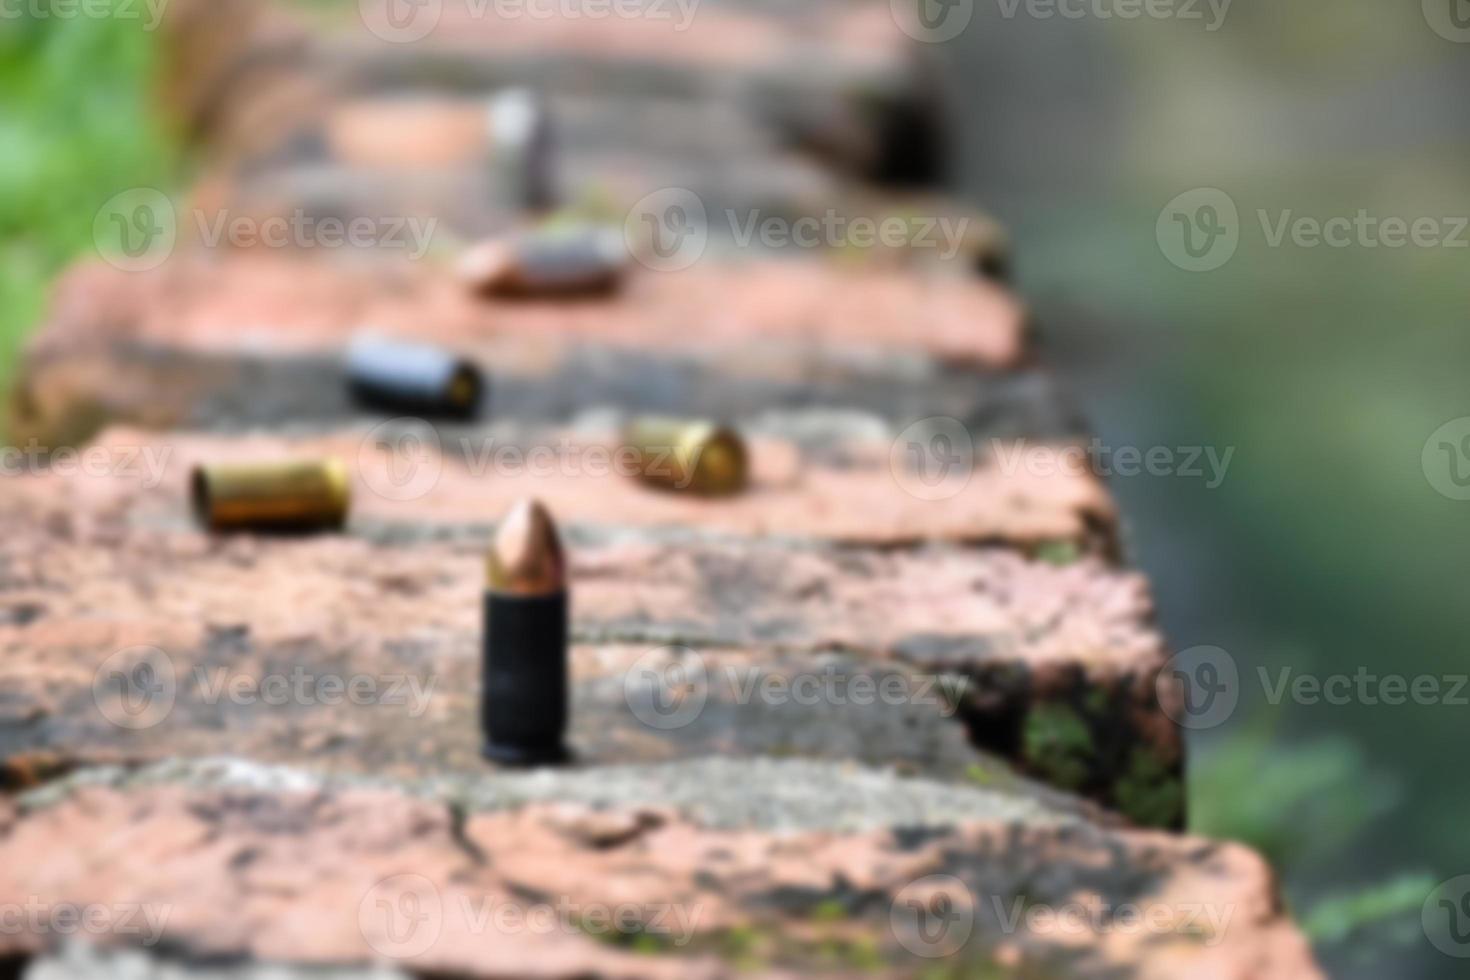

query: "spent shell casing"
(623, 418), (749, 497)
(191, 459), (351, 532)
(346, 336), (484, 420)
(459, 226), (625, 298)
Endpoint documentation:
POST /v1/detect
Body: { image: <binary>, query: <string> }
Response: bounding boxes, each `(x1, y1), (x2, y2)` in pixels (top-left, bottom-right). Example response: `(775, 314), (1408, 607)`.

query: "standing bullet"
(482, 498), (569, 765)
(623, 418), (749, 496)
(488, 87), (555, 212)
(346, 336), (485, 420)
(191, 459), (350, 532)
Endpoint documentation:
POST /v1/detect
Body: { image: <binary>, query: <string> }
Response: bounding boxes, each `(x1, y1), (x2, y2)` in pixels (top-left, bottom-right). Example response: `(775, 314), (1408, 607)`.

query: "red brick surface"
(5, 427), (1110, 549)
(0, 776), (1322, 978)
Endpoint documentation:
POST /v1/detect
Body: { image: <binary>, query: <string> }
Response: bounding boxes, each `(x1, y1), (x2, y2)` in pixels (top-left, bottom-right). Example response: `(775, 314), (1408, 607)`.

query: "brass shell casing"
(622, 419), (749, 497)
(191, 459), (351, 532)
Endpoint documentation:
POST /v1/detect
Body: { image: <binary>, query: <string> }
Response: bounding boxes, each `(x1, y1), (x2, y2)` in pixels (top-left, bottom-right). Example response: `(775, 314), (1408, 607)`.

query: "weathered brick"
(0, 759), (1321, 978)
(3, 426), (1112, 549)
(164, 0), (943, 186)
(0, 436), (1173, 824)
(11, 256), (1044, 449)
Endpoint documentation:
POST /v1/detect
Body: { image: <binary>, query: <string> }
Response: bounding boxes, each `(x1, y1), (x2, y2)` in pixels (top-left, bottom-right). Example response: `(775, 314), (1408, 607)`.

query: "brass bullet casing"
(487, 87), (555, 212)
(483, 499), (570, 766)
(458, 225), (625, 298)
(623, 418), (749, 497)
(191, 459), (351, 533)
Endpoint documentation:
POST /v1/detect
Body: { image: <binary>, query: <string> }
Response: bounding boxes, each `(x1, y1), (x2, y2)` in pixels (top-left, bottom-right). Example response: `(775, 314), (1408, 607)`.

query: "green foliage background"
(0, 2), (177, 421)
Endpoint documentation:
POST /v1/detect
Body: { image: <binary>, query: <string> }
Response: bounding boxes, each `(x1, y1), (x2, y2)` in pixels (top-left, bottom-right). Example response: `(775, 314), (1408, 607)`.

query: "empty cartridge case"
(622, 418), (749, 496)
(191, 459), (350, 532)
(459, 226), (625, 298)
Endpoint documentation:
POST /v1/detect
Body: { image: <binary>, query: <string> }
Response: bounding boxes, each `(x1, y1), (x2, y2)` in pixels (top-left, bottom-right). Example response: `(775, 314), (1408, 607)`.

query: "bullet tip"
(488, 498), (566, 594)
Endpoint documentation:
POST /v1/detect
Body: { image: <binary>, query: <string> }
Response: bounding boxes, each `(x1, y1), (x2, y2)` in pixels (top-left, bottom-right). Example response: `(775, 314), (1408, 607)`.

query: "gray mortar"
(18, 756), (1079, 834)
(107, 344), (1082, 443)
(23, 943), (404, 980)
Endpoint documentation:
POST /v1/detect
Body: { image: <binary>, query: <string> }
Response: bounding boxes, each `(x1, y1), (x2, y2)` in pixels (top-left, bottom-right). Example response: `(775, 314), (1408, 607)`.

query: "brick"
(163, 0), (943, 186)
(4, 426), (1113, 549)
(0, 759), (1321, 978)
(0, 441), (1173, 824)
(12, 256), (1042, 448)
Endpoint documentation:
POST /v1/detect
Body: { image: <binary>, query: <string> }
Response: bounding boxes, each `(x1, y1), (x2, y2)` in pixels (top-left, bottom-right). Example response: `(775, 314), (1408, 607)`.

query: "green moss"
(1033, 540), (1082, 566)
(1022, 703), (1094, 790)
(1114, 747), (1184, 828)
(810, 899), (850, 923)
(965, 762), (996, 786)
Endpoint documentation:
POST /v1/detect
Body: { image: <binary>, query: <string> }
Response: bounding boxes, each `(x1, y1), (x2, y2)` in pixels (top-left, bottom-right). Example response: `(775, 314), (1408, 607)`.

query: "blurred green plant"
(0, 3), (179, 431)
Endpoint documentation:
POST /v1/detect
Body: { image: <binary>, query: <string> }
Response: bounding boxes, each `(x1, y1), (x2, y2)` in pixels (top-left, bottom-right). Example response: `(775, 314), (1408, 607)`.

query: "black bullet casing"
(346, 338), (484, 420)
(481, 590), (569, 764)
